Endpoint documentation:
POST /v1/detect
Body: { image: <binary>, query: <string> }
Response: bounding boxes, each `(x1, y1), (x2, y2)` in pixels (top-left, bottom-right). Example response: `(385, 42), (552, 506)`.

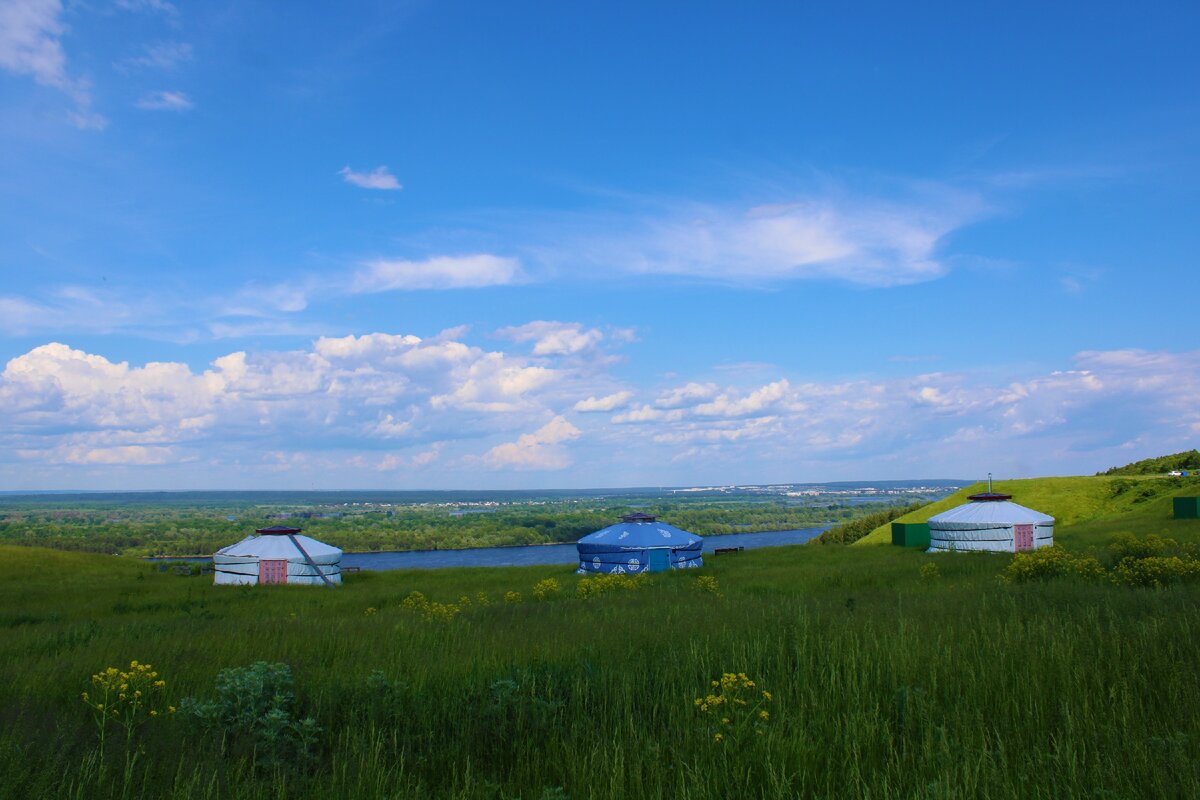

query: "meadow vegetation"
(2, 480), (1200, 798)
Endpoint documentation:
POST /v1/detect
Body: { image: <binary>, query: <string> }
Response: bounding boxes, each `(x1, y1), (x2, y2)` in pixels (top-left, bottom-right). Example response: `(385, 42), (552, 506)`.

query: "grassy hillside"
(1099, 449), (1200, 476)
(853, 474), (1200, 546)
(3, 526), (1200, 799)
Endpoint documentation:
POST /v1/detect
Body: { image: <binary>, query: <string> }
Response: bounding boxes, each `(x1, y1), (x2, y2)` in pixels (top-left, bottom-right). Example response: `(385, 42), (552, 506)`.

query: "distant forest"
(0, 491), (944, 557)
(1100, 450), (1200, 476)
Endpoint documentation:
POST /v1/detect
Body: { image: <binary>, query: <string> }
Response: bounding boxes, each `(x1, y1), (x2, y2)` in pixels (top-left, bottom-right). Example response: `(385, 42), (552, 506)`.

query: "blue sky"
(0, 0), (1197, 489)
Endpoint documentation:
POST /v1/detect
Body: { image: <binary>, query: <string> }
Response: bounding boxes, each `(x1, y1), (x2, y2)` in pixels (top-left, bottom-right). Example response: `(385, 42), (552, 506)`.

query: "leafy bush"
(179, 661), (321, 769)
(1001, 547), (1106, 584)
(815, 502), (928, 545)
(1108, 533), (1177, 561)
(1100, 449), (1200, 476)
(1111, 556), (1200, 588)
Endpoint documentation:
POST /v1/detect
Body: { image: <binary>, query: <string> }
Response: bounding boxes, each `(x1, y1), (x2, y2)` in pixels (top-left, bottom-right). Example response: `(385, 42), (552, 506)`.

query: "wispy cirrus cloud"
(117, 41), (192, 71)
(136, 89), (193, 110)
(0, 0), (106, 129)
(351, 254), (521, 292)
(339, 165), (402, 190)
(539, 188), (987, 288)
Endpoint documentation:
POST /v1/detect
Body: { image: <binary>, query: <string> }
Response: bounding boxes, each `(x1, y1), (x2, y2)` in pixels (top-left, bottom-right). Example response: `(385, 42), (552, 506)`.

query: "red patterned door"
(1014, 524), (1033, 552)
(259, 559), (288, 584)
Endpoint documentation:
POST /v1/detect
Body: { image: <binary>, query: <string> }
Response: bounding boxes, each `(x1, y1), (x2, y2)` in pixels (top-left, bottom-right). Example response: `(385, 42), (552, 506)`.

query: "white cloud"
(339, 165), (402, 190)
(0, 0), (105, 129)
(0, 0), (69, 89)
(655, 382), (718, 408)
(574, 391), (632, 412)
(114, 0), (178, 15)
(136, 90), (193, 110)
(118, 41), (192, 71)
(481, 416), (581, 470)
(497, 321), (604, 356)
(352, 254), (521, 292)
(537, 188), (984, 288)
(3, 338), (1197, 485)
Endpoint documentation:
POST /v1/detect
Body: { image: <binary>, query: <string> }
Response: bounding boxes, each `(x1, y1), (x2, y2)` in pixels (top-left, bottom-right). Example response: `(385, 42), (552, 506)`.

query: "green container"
(1173, 497), (1200, 519)
(892, 522), (930, 547)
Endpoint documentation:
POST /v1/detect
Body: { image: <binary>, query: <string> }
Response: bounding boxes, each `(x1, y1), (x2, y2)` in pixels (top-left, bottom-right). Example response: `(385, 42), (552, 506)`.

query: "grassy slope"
(3, 479), (1200, 798)
(853, 475), (1200, 545)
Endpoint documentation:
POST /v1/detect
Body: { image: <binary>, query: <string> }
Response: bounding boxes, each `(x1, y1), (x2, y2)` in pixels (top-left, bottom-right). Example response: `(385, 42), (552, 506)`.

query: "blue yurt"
(576, 513), (703, 574)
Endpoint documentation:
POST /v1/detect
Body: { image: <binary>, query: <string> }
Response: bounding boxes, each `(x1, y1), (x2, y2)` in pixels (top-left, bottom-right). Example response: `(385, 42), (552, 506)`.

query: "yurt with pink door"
(213, 526), (342, 586)
(926, 492), (1054, 553)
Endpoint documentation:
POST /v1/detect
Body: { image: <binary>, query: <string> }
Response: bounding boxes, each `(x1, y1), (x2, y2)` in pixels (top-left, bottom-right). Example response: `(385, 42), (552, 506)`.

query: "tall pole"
(988, 472), (993, 493)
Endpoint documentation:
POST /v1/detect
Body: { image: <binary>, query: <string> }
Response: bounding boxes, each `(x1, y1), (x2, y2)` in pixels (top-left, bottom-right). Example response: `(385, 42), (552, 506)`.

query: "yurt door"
(1014, 524), (1034, 552)
(259, 559), (288, 584)
(647, 549), (670, 573)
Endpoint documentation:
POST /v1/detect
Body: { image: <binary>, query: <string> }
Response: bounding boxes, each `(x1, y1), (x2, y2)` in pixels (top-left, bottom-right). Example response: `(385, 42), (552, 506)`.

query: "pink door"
(259, 559), (288, 584)
(1014, 524), (1034, 552)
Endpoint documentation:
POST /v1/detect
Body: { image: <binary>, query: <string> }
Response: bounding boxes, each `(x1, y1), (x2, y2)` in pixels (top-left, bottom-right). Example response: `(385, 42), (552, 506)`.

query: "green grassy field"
(2, 479), (1200, 799)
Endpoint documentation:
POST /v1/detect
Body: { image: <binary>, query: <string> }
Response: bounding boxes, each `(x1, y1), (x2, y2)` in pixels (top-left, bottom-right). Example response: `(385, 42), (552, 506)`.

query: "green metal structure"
(1173, 497), (1200, 519)
(891, 522), (931, 548)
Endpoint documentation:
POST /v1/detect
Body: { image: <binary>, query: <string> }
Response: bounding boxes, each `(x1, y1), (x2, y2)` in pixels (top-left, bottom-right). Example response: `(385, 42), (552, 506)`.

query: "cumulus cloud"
(574, 391), (632, 412)
(497, 321), (604, 356)
(655, 382), (718, 408)
(339, 165), (402, 190)
(2, 338), (1198, 484)
(604, 350), (1200, 476)
(136, 90), (193, 110)
(481, 416), (581, 470)
(352, 254), (521, 292)
(0, 330), (576, 469)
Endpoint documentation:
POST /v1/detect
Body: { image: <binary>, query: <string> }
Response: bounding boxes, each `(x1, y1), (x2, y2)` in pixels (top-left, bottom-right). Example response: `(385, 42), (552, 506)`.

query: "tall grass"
(1, 542), (1198, 798)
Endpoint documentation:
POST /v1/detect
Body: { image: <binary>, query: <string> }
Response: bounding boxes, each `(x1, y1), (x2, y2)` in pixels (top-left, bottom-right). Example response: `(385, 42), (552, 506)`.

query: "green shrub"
(1001, 547), (1105, 584)
(1111, 556), (1200, 588)
(1109, 533), (1178, 562)
(179, 661), (321, 769)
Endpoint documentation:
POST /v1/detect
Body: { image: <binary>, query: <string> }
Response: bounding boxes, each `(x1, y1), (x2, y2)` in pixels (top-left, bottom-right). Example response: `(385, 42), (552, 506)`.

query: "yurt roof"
(215, 532), (342, 560)
(928, 499), (1054, 529)
(578, 520), (701, 551)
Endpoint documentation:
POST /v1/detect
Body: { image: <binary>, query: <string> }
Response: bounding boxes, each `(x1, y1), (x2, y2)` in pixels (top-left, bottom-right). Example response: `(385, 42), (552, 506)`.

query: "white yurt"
(927, 492), (1054, 553)
(213, 526), (342, 586)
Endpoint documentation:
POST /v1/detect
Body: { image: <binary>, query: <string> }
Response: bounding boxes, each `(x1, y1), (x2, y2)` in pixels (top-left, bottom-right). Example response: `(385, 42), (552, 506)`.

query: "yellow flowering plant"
(81, 660), (172, 755)
(693, 672), (773, 745)
(532, 578), (562, 601)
